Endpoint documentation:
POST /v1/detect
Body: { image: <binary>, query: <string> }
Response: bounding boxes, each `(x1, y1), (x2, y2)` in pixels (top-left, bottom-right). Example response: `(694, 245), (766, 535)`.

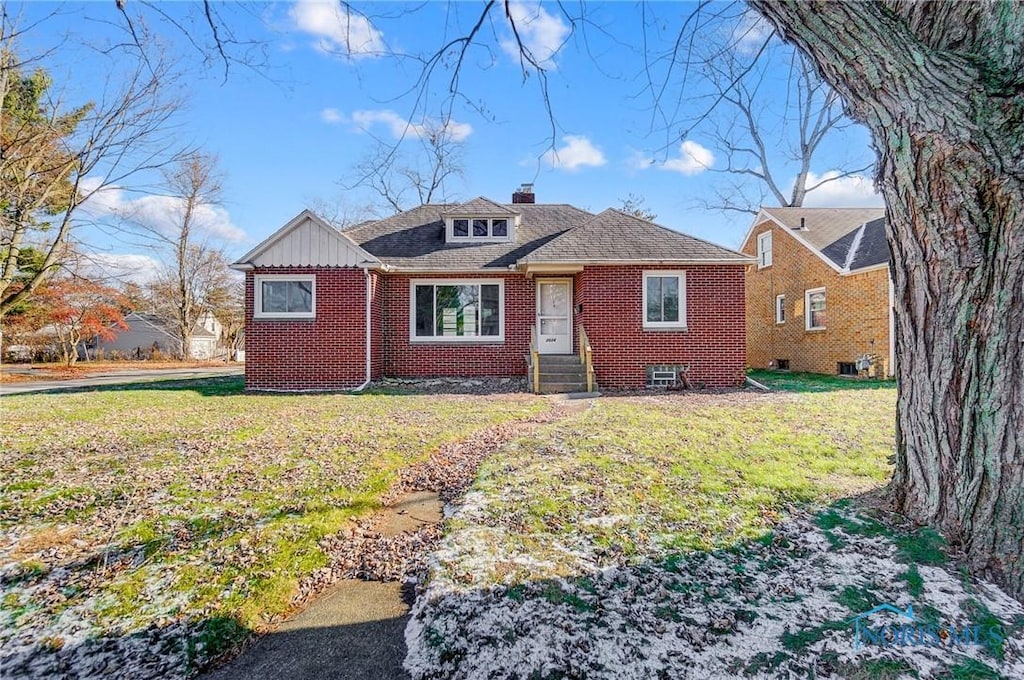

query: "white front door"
(537, 279), (572, 354)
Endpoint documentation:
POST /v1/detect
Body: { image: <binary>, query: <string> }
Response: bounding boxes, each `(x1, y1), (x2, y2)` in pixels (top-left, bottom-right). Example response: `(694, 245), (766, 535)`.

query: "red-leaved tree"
(30, 278), (129, 366)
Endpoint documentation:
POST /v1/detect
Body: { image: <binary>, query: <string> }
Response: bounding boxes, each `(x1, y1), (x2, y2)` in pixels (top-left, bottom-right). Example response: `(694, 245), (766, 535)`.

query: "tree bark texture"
(751, 1), (1024, 595)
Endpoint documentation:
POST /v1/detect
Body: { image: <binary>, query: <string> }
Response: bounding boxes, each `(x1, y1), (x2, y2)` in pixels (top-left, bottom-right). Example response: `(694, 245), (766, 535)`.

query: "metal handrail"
(578, 324), (595, 393)
(529, 327), (541, 393)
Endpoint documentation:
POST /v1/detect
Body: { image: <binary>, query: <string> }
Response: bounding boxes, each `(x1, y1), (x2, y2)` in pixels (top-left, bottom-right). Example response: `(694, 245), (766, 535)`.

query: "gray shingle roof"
(761, 207), (889, 272)
(345, 203), (591, 270)
(346, 202), (751, 270)
(440, 196), (520, 217)
(819, 216), (890, 270)
(521, 209), (751, 263)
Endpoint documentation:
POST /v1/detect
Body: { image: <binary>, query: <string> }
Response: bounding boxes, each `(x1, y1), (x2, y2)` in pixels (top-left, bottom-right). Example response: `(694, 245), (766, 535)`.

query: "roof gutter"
(519, 257), (757, 268)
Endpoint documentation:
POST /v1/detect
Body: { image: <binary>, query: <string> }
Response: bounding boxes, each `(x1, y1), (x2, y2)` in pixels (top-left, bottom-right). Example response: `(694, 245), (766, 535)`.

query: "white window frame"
(805, 287), (826, 331)
(757, 231), (773, 268)
(409, 279), (505, 343)
(254, 274), (316, 319)
(775, 294), (786, 324)
(445, 217), (513, 243)
(642, 271), (687, 330)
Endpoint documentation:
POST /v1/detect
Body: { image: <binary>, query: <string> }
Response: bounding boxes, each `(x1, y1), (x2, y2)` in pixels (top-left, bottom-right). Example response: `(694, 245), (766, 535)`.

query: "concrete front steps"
(534, 354), (595, 394)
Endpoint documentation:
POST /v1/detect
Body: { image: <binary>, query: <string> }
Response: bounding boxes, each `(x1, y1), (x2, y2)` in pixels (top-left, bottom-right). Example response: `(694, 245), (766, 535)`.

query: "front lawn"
(437, 387), (895, 585)
(407, 379), (1024, 679)
(0, 378), (547, 674)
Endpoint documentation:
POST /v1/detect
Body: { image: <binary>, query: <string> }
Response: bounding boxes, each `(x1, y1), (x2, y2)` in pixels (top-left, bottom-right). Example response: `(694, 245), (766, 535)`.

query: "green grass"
(748, 369), (896, 393)
(780, 618), (849, 652)
(895, 527), (948, 566)
(902, 564), (924, 597)
(843, 658), (919, 679)
(962, 598), (1007, 660)
(0, 381), (547, 660)
(941, 658), (1002, 679)
(460, 381), (896, 582)
(837, 584), (882, 613)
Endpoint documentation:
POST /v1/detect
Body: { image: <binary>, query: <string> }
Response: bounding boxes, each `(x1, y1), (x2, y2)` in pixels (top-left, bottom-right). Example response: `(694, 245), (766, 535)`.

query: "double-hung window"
(775, 294), (786, 324)
(757, 231), (773, 268)
(254, 275), (315, 319)
(411, 280), (504, 341)
(806, 287), (826, 330)
(643, 271), (687, 330)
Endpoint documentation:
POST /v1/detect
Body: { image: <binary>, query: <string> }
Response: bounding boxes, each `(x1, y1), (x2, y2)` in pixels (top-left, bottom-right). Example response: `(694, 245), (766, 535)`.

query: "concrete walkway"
(203, 581), (411, 680)
(202, 492), (444, 680)
(0, 366), (243, 396)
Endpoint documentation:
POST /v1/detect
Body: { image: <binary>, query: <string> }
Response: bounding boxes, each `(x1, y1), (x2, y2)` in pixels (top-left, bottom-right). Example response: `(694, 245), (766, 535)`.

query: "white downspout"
(352, 268), (372, 392)
(887, 273), (896, 378)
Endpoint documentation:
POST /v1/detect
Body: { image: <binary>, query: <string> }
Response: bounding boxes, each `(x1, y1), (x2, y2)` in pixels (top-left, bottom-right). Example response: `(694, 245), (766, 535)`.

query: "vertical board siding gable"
(251, 217), (367, 268)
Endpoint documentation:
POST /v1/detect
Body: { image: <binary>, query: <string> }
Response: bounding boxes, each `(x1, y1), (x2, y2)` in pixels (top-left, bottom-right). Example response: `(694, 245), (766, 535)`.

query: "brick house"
(230, 187), (753, 392)
(739, 207), (895, 377)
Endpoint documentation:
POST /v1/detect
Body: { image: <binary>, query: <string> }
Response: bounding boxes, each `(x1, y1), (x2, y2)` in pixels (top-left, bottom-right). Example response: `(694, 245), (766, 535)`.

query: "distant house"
(739, 207), (894, 377)
(230, 186), (753, 392)
(93, 312), (225, 360)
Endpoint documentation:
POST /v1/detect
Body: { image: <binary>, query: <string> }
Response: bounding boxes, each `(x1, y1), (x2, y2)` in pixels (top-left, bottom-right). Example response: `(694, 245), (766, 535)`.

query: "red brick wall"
(244, 267), (368, 390)
(244, 265), (745, 390)
(576, 265), (747, 388)
(381, 273), (534, 377)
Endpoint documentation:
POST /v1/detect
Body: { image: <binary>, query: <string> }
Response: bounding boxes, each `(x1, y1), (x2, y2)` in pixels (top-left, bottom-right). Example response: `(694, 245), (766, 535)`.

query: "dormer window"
(442, 197), (521, 243)
(446, 216), (514, 242)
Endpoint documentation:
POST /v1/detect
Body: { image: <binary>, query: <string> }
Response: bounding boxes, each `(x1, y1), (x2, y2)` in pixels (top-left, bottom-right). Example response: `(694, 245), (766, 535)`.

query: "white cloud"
(349, 109), (473, 142)
(628, 141), (714, 176)
(320, 107), (343, 123)
(77, 177), (122, 214)
(82, 253), (163, 286)
(731, 10), (774, 56)
(290, 0), (384, 58)
(78, 179), (247, 244)
(661, 140), (715, 175)
(543, 135), (607, 171)
(802, 171), (883, 207)
(501, 2), (570, 69)
(626, 149), (655, 172)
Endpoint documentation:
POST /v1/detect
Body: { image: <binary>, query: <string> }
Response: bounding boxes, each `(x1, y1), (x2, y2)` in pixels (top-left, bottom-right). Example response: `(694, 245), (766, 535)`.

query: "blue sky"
(15, 1), (880, 279)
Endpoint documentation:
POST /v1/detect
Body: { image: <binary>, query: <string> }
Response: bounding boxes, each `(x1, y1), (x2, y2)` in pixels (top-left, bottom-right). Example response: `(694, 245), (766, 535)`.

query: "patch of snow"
(406, 503), (1024, 679)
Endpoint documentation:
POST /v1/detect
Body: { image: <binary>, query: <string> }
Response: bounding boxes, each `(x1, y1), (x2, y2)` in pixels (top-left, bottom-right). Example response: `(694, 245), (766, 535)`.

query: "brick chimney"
(512, 183), (535, 204)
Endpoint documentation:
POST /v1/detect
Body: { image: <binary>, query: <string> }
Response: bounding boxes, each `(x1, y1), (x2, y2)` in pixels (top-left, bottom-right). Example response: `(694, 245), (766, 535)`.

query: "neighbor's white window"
(254, 274), (315, 319)
(806, 287), (826, 330)
(757, 231), (773, 268)
(643, 271), (687, 330)
(410, 279), (504, 341)
(775, 294), (786, 324)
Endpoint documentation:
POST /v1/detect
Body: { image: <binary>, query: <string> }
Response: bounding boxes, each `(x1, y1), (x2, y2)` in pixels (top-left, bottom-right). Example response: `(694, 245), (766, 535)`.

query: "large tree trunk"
(751, 1), (1024, 595)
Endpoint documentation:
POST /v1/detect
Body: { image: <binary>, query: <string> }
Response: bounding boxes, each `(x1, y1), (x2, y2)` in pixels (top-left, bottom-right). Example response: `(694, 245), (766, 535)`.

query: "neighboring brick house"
(231, 187), (753, 392)
(740, 207), (895, 377)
